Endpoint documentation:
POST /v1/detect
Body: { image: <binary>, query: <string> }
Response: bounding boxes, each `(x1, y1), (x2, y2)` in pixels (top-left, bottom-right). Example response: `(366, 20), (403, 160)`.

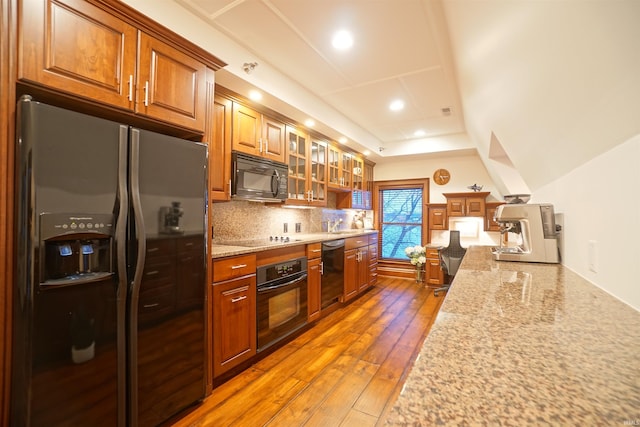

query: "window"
(375, 180), (428, 261)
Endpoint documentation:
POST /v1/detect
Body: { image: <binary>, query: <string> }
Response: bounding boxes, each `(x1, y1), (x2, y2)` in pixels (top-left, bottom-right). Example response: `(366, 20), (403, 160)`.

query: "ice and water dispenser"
(40, 213), (114, 286)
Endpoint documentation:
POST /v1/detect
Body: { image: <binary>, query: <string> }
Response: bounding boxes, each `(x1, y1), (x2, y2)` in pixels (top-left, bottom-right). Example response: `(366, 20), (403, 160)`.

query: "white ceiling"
(174, 0), (467, 159)
(125, 0), (639, 193)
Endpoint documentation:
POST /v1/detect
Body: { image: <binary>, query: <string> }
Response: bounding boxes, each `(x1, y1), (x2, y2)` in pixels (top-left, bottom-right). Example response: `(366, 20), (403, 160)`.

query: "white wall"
(374, 150), (503, 203)
(534, 134), (640, 311)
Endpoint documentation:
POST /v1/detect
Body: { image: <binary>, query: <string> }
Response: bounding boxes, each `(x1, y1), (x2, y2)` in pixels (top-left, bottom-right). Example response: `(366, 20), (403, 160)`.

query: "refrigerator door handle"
(128, 128), (146, 426)
(115, 125), (129, 427)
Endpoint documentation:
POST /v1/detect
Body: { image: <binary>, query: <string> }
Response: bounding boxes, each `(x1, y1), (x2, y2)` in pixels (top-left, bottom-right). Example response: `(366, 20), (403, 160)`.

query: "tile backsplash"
(211, 195), (373, 242)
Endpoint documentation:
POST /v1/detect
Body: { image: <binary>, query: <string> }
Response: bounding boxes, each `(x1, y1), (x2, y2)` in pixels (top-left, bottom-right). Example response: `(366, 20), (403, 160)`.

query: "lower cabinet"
(425, 247), (444, 285)
(343, 235), (371, 303)
(307, 243), (322, 322)
(212, 254), (257, 378)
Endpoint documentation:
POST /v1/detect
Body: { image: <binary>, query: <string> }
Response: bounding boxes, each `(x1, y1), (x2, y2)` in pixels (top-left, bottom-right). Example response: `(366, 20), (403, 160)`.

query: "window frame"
(373, 178), (430, 266)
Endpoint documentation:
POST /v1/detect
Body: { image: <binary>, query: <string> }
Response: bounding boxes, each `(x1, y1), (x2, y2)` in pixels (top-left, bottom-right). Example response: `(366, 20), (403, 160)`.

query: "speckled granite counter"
(211, 230), (377, 259)
(385, 246), (640, 425)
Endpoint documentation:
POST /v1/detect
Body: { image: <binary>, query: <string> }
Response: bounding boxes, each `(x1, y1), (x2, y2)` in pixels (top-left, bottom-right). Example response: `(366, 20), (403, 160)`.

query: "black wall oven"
(256, 257), (308, 352)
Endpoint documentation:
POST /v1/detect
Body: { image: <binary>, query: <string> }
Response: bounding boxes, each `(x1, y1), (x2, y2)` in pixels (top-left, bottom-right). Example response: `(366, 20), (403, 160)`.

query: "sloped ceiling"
(443, 0), (640, 191)
(122, 0), (640, 193)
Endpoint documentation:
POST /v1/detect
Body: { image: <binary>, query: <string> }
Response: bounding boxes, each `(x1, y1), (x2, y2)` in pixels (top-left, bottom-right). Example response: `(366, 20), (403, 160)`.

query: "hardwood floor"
(172, 276), (445, 427)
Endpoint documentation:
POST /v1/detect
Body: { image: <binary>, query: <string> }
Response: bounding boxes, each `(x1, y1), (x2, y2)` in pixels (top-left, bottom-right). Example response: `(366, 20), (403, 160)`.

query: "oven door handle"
(258, 274), (307, 293)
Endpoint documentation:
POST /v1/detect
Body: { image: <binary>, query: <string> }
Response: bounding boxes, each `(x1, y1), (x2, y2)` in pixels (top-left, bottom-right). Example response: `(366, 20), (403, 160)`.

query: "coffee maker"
(491, 203), (561, 263)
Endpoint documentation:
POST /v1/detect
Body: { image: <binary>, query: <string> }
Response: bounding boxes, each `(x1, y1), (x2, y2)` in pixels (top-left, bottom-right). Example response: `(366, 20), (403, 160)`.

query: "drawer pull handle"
(143, 303), (159, 308)
(146, 270), (159, 276)
(311, 249), (321, 253)
(185, 242), (194, 247)
(231, 264), (247, 270)
(147, 247), (160, 253)
(231, 295), (247, 303)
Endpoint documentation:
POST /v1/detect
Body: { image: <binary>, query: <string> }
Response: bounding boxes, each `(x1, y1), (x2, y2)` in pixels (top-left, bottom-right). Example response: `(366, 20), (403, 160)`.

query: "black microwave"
(231, 152), (288, 202)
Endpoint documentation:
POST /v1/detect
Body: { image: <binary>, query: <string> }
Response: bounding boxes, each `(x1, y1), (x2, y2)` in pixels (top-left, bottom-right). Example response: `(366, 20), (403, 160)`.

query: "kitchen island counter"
(385, 246), (640, 425)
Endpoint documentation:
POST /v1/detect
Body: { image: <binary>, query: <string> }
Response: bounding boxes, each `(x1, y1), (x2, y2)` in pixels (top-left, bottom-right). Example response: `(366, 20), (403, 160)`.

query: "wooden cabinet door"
(261, 116), (286, 163)
(485, 202), (504, 231)
(232, 103), (261, 156)
(466, 196), (486, 217)
(309, 138), (328, 206)
(357, 247), (369, 293)
(212, 275), (256, 377)
(19, 0), (137, 109)
(137, 33), (208, 132)
(426, 258), (444, 285)
(429, 206), (448, 230)
(286, 125), (308, 205)
(447, 197), (466, 217)
(328, 144), (343, 189)
(343, 249), (359, 302)
(308, 257), (322, 322)
(209, 95), (232, 201)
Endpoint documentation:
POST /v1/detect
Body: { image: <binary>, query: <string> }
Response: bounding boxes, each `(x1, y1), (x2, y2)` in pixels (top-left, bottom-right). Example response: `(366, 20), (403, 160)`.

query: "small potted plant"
(404, 245), (427, 283)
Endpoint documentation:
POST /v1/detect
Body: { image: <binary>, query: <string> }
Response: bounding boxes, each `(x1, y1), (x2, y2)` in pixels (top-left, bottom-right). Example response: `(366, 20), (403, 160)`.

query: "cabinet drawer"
(213, 254), (256, 282)
(426, 248), (441, 259)
(345, 236), (369, 250)
(306, 242), (322, 259)
(368, 232), (378, 245)
(368, 244), (378, 264)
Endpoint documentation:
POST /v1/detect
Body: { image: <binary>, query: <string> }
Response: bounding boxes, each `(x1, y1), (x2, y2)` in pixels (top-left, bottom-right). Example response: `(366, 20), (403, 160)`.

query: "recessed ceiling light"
(362, 150), (370, 156)
(389, 99), (405, 111)
(332, 30), (353, 50)
(248, 90), (262, 101)
(414, 130), (426, 137)
(305, 119), (315, 127)
(338, 136), (348, 144)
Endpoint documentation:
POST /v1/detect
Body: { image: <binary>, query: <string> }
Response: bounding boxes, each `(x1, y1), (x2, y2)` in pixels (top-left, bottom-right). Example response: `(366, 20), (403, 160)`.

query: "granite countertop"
(385, 246), (640, 425)
(211, 230), (377, 258)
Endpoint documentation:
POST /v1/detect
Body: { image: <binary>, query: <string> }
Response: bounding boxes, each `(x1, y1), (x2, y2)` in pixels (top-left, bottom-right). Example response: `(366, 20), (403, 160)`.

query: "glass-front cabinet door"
(309, 138), (327, 206)
(341, 152), (353, 188)
(328, 144), (342, 189)
(286, 126), (307, 204)
(286, 126), (328, 206)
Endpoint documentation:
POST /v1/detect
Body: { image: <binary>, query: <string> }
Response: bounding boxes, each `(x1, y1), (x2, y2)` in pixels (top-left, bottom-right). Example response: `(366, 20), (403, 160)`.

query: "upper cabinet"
(208, 94), (232, 201)
(18, 0), (223, 133)
(444, 192), (490, 217)
(328, 144), (352, 190)
(232, 103), (286, 163)
(285, 126), (327, 207)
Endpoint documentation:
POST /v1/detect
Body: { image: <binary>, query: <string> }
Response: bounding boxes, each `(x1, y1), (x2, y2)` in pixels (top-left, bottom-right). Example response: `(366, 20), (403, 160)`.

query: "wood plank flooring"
(171, 276), (445, 427)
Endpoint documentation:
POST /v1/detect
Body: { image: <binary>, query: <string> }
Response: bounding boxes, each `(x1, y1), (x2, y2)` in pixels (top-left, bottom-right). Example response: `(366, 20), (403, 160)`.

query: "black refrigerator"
(11, 95), (208, 426)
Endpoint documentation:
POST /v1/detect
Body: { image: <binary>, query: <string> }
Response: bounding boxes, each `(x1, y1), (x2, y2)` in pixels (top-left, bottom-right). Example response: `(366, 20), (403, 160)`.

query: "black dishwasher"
(321, 239), (345, 309)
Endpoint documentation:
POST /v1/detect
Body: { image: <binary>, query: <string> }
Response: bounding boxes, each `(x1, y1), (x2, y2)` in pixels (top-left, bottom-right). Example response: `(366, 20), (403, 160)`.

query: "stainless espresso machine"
(491, 203), (561, 263)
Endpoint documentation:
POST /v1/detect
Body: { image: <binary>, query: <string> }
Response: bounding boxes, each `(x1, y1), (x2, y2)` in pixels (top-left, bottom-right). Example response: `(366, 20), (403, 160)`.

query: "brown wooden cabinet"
(306, 243), (322, 322)
(208, 93), (232, 201)
(428, 204), (448, 230)
(285, 127), (328, 207)
(212, 254), (257, 377)
(328, 144), (352, 190)
(368, 232), (378, 288)
(19, 0), (216, 132)
(485, 202), (505, 231)
(343, 235), (371, 302)
(232, 103), (285, 163)
(425, 247), (444, 286)
(444, 192), (490, 217)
